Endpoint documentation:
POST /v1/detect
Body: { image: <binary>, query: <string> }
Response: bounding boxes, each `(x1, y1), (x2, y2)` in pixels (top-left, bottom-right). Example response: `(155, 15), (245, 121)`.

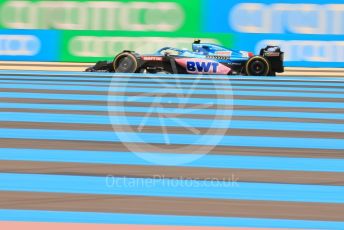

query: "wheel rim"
(249, 60), (266, 75)
(115, 55), (137, 73)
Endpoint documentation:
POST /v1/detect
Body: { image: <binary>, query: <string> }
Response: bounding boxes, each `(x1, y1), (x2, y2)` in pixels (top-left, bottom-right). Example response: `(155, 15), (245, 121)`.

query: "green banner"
(0, 0), (201, 33)
(61, 31), (234, 62)
(0, 0), (237, 63)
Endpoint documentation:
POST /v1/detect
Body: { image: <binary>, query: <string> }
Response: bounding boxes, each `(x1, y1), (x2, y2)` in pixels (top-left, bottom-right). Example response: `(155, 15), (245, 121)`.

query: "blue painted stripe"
(0, 112), (343, 133)
(1, 74), (344, 87)
(105, 78), (344, 87)
(234, 90), (344, 99)
(0, 148), (343, 172)
(1, 69), (344, 82)
(0, 209), (343, 229)
(1, 102), (344, 120)
(0, 83), (112, 91)
(0, 128), (343, 150)
(1, 92), (344, 109)
(233, 110), (344, 120)
(0, 76), (113, 81)
(235, 100), (344, 109)
(0, 173), (344, 203)
(0, 79), (111, 86)
(0, 92), (228, 104)
(1, 79), (344, 94)
(233, 85), (344, 92)
(1, 83), (344, 99)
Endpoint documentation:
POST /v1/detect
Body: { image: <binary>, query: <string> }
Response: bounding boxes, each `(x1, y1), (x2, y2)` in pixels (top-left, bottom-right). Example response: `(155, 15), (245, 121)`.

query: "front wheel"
(113, 52), (139, 73)
(245, 56), (271, 76)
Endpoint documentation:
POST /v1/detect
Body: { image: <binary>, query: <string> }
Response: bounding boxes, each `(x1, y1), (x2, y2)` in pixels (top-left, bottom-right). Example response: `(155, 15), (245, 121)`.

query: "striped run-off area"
(0, 70), (343, 229)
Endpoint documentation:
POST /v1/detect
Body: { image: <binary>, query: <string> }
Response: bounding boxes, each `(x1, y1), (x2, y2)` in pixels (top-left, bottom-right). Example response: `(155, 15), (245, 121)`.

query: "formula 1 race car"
(86, 40), (284, 76)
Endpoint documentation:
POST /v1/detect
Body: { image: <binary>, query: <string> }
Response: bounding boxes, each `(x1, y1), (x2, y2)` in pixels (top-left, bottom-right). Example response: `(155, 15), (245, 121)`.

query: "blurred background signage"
(0, 0), (343, 67)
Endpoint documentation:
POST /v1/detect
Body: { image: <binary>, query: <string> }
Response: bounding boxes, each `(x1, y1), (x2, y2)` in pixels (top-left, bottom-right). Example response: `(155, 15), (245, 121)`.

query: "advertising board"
(0, 29), (59, 61)
(203, 0), (344, 67)
(0, 0), (201, 33)
(61, 31), (234, 62)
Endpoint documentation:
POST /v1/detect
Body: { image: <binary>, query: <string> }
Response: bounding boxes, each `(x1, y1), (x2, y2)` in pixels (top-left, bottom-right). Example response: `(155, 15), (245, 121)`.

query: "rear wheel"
(245, 56), (270, 76)
(113, 52), (139, 73)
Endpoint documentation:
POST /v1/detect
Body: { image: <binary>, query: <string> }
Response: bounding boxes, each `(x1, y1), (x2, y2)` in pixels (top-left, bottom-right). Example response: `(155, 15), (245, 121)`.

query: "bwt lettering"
(187, 62), (219, 73)
(0, 1), (184, 31)
(230, 3), (344, 34)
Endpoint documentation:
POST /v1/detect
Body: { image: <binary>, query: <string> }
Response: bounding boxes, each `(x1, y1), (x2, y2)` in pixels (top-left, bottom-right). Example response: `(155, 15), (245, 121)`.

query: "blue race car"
(86, 39), (284, 76)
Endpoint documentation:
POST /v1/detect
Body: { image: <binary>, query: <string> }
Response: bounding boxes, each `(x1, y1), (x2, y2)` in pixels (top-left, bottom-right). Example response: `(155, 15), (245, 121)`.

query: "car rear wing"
(260, 46), (284, 73)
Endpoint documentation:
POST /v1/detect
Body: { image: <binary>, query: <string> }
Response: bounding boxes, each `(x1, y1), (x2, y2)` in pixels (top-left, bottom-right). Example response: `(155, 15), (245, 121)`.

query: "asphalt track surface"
(0, 69), (343, 229)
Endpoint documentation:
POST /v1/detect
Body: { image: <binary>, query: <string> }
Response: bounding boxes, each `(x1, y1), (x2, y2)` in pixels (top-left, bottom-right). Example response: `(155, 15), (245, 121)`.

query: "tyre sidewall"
(113, 52), (139, 73)
(245, 56), (270, 76)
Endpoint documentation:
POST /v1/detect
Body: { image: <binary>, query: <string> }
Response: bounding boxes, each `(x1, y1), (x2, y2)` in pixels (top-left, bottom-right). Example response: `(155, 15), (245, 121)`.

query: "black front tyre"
(113, 52), (139, 73)
(245, 56), (271, 76)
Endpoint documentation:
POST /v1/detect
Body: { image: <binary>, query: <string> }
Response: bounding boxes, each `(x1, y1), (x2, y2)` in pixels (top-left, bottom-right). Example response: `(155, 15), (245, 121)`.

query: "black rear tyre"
(113, 52), (139, 73)
(245, 56), (270, 76)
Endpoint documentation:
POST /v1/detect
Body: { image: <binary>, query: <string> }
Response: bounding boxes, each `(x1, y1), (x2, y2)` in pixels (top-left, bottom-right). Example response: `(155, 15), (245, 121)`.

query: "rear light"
(248, 52), (254, 57)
